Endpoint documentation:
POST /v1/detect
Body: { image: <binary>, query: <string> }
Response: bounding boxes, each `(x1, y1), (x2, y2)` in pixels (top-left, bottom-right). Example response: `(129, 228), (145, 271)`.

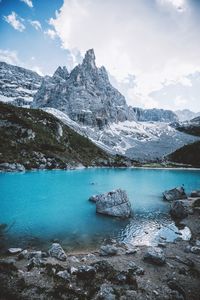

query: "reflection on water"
(0, 168), (199, 251)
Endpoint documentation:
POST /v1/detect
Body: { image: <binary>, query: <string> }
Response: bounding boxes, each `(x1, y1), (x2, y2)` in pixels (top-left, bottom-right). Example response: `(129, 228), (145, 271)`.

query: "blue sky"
(1, 0), (200, 111)
(0, 0), (75, 75)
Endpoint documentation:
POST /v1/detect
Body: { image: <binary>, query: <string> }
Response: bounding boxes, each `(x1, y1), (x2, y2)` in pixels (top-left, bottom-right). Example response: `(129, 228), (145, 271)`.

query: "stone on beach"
(143, 247), (166, 265)
(170, 200), (188, 220)
(90, 189), (132, 218)
(8, 248), (23, 254)
(163, 187), (187, 201)
(48, 243), (67, 261)
(99, 244), (119, 256)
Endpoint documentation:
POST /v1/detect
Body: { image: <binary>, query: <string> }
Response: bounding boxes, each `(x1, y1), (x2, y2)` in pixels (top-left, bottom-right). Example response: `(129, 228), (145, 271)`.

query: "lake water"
(0, 168), (200, 251)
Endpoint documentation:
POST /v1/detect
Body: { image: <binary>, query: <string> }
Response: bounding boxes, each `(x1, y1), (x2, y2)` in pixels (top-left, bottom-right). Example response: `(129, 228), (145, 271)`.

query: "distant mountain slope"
(168, 141), (200, 167)
(0, 61), (42, 106)
(175, 109), (200, 121)
(132, 107), (178, 122)
(0, 102), (132, 170)
(173, 116), (200, 137)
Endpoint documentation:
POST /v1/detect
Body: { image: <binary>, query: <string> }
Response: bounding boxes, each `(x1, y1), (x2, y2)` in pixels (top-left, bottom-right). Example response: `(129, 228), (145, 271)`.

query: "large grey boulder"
(170, 200), (188, 220)
(163, 187), (187, 201)
(92, 189), (132, 218)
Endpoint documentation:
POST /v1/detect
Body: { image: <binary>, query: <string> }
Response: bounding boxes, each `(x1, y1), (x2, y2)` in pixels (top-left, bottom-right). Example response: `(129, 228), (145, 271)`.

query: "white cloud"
(0, 49), (20, 65)
(30, 65), (44, 76)
(20, 0), (33, 8)
(29, 20), (42, 30)
(49, 0), (200, 111)
(156, 0), (186, 11)
(44, 29), (57, 40)
(4, 11), (25, 32)
(0, 48), (44, 76)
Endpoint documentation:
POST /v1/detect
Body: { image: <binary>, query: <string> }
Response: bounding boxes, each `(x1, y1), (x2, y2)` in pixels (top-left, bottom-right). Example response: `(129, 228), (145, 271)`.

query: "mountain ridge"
(0, 102), (134, 171)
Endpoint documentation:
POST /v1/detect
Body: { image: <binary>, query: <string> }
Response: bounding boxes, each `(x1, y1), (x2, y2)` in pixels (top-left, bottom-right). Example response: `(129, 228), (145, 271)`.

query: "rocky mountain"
(0, 102), (133, 171)
(0, 50), (199, 162)
(132, 107), (178, 122)
(0, 61), (42, 107)
(175, 109), (200, 122)
(32, 49), (136, 128)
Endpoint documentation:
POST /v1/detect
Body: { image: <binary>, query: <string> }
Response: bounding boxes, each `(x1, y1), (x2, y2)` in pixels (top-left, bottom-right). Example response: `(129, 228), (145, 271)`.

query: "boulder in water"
(91, 189), (132, 218)
(163, 187), (187, 201)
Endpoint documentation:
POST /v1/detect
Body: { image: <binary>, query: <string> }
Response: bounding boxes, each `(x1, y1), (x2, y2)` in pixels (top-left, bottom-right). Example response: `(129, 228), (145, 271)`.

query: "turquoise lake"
(0, 168), (200, 251)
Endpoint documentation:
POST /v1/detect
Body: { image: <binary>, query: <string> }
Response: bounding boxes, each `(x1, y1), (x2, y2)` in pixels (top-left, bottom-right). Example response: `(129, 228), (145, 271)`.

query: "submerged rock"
(92, 189), (132, 218)
(163, 187), (187, 201)
(170, 200), (188, 220)
(48, 243), (67, 261)
(143, 247), (166, 265)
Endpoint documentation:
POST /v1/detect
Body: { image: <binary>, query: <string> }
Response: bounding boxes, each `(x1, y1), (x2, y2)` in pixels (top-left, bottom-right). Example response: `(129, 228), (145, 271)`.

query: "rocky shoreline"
(0, 191), (200, 300)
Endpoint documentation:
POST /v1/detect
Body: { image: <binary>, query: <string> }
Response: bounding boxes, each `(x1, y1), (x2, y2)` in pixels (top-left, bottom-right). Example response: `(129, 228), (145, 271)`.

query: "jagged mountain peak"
(53, 66), (69, 80)
(32, 48), (132, 128)
(82, 48), (96, 69)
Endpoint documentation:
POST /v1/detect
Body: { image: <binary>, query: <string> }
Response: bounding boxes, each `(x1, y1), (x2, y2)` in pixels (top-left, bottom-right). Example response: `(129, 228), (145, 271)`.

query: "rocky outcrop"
(0, 163), (25, 172)
(0, 61), (42, 106)
(163, 187), (187, 201)
(170, 200), (188, 220)
(143, 247), (166, 265)
(90, 189), (132, 218)
(48, 243), (67, 261)
(32, 49), (135, 128)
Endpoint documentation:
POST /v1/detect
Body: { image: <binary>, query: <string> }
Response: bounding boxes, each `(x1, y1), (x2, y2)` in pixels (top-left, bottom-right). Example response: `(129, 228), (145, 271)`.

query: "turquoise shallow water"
(0, 168), (200, 251)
